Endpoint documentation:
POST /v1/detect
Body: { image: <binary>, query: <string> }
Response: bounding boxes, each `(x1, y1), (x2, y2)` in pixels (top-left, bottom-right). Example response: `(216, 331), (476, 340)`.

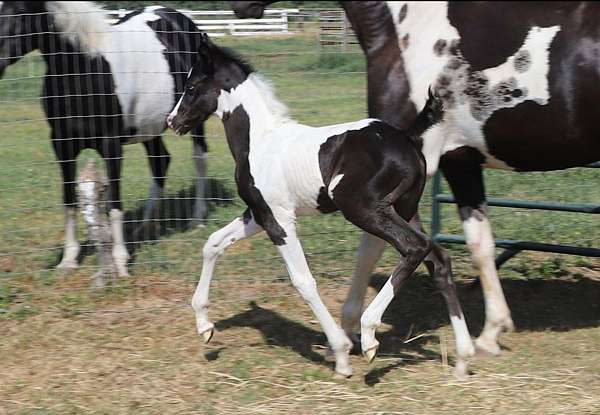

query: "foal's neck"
(218, 74), (292, 142)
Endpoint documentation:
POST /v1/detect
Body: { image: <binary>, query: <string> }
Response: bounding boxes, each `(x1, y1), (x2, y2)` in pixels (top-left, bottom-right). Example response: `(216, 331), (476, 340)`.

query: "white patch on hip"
(328, 174), (344, 199)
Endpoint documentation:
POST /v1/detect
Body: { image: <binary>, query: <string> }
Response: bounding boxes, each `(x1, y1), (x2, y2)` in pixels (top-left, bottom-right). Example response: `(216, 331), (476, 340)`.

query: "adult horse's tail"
(406, 87), (444, 148)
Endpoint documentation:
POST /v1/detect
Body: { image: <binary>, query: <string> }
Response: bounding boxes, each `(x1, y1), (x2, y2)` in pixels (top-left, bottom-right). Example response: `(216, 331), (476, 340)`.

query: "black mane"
(215, 45), (255, 75)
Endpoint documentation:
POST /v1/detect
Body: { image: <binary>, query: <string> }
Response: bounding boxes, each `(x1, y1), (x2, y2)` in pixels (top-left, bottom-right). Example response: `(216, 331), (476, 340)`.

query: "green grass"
(0, 33), (599, 414)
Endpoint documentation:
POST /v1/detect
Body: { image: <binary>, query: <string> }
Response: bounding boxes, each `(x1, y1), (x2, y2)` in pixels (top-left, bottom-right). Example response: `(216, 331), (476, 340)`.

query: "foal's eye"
(186, 85), (195, 92)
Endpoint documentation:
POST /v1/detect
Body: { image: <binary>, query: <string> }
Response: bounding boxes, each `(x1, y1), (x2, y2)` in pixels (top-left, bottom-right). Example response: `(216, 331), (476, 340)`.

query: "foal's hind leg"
(422, 240), (475, 379)
(142, 137), (171, 223)
(353, 208), (432, 363)
(191, 211), (262, 342)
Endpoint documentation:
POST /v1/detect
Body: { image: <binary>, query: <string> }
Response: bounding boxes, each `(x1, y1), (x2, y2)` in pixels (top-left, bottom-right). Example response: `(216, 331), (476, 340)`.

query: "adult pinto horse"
(0, 1), (208, 276)
(232, 1), (600, 357)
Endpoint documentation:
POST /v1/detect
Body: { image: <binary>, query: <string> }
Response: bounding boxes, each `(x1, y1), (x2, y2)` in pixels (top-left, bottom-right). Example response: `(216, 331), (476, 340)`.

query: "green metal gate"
(430, 162), (600, 267)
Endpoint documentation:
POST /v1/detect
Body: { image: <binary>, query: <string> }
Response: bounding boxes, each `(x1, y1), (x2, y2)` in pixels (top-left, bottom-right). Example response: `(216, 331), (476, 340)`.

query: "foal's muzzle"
(167, 112), (192, 136)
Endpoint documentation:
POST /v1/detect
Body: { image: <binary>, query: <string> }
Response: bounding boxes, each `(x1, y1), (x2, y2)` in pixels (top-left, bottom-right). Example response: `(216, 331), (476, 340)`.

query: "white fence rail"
(106, 8), (300, 37)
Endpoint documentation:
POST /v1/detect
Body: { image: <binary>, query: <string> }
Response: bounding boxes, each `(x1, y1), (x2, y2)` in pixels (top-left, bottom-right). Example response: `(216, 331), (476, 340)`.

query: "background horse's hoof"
(56, 259), (78, 273)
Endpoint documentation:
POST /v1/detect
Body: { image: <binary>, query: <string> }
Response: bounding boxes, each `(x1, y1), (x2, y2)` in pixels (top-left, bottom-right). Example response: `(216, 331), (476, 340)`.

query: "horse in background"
(0, 1), (209, 276)
(232, 1), (600, 356)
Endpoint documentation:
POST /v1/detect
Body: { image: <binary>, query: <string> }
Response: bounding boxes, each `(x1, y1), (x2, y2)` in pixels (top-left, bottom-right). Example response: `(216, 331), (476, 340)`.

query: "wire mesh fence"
(0, 3), (598, 318)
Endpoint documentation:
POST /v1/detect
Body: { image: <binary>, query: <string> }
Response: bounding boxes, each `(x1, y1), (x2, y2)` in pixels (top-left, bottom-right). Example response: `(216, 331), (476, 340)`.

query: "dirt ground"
(1, 265), (599, 415)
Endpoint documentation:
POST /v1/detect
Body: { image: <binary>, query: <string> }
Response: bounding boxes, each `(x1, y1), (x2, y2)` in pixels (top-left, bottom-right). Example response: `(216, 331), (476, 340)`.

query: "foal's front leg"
(275, 220), (353, 377)
(192, 213), (262, 342)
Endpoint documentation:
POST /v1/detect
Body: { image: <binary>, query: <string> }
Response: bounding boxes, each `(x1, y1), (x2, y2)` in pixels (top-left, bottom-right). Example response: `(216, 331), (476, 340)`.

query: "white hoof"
(117, 268), (130, 278)
(475, 336), (501, 356)
(202, 328), (214, 344)
(198, 321), (215, 344)
(334, 363), (353, 378)
(334, 352), (353, 378)
(57, 258), (78, 272)
(362, 342), (379, 363)
(453, 359), (470, 381)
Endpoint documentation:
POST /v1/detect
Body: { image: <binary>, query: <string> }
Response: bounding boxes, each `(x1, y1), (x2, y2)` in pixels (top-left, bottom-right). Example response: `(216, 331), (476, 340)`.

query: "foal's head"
(167, 33), (254, 135)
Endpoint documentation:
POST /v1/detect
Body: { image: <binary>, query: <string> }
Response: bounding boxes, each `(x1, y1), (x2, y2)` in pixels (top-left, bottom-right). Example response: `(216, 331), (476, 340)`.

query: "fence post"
(282, 10), (289, 33)
(341, 13), (348, 52)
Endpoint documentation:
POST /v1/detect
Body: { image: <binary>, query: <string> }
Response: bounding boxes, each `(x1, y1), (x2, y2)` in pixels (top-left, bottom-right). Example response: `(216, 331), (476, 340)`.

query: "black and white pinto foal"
(0, 1), (208, 276)
(168, 36), (475, 378)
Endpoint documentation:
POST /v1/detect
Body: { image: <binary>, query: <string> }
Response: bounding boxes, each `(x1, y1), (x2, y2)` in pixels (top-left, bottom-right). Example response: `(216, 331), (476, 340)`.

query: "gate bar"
(430, 162), (600, 267)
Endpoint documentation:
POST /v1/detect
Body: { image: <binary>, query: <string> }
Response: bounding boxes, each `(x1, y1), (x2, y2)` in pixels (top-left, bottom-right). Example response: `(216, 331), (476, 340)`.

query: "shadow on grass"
(215, 301), (437, 379)
(213, 272), (600, 385)
(51, 178), (235, 268)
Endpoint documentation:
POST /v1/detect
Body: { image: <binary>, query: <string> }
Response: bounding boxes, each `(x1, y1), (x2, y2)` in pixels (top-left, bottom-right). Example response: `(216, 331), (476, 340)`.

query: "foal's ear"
(197, 34), (214, 73)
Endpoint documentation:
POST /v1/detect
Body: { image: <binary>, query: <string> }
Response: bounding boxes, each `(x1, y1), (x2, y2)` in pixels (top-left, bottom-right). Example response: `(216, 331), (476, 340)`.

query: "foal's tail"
(406, 87), (445, 148)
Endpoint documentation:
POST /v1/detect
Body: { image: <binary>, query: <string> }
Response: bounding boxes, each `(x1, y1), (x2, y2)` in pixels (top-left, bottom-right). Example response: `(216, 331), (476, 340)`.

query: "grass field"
(0, 32), (599, 414)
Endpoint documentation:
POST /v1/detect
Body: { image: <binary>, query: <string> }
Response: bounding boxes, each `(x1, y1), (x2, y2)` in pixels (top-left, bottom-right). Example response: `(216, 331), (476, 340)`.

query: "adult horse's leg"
(191, 210), (263, 342)
(341, 232), (385, 339)
(191, 125), (208, 225)
(273, 213), (353, 377)
(142, 136), (170, 222)
(54, 135), (82, 271)
(440, 148), (514, 355)
(98, 139), (129, 277)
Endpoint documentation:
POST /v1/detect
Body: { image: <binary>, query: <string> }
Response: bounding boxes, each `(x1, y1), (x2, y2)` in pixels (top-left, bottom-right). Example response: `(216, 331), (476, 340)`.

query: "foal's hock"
(168, 34), (474, 379)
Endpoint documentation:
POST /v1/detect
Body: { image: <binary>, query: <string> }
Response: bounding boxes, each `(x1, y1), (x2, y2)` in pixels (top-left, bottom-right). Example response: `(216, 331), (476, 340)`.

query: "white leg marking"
(57, 206), (80, 271)
(191, 216), (263, 342)
(327, 174), (344, 199)
(463, 216), (513, 355)
(360, 276), (395, 362)
(110, 209), (130, 277)
(276, 224), (353, 377)
(450, 314), (475, 380)
(341, 233), (386, 338)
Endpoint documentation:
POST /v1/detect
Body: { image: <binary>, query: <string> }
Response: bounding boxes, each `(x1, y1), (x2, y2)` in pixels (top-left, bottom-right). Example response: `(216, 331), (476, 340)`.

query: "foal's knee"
(202, 234), (224, 260)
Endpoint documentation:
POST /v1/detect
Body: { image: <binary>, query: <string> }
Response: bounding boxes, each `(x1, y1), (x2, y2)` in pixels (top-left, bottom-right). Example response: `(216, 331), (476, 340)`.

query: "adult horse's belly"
(104, 15), (175, 140)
